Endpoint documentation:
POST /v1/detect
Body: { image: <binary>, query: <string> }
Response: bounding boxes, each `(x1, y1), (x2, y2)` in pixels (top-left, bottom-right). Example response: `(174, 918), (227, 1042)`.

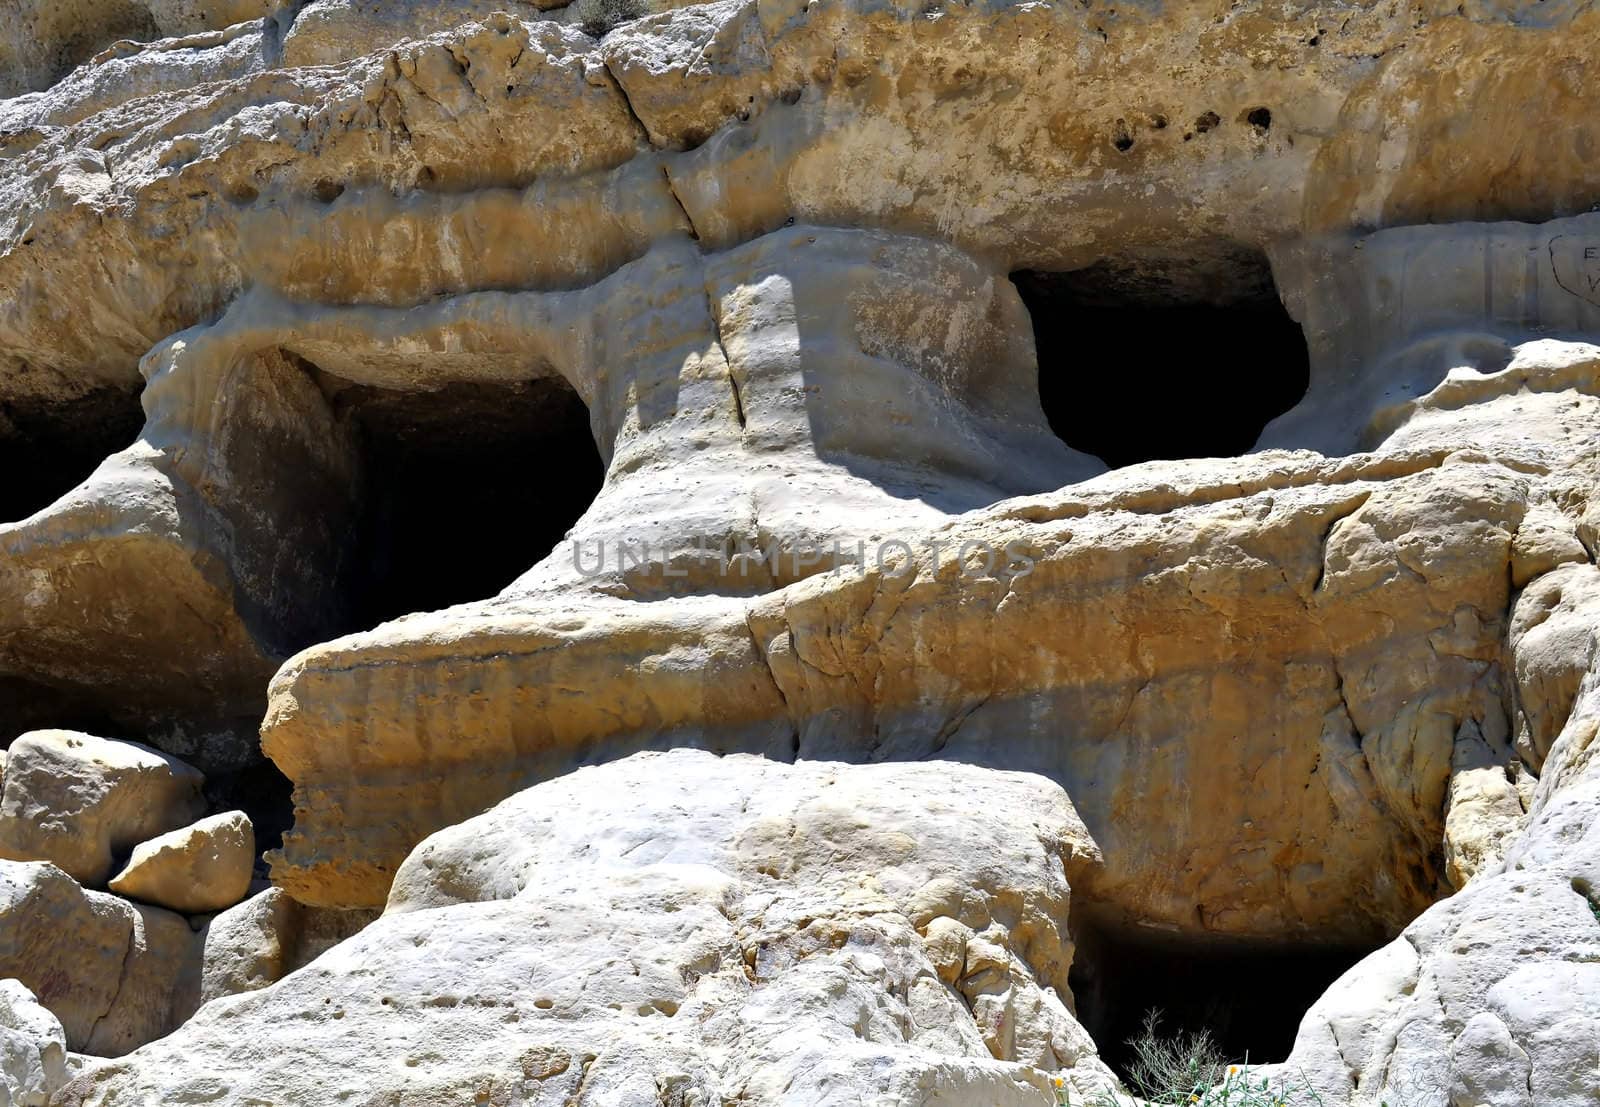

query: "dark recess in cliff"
(336, 376), (605, 628)
(1015, 252), (1309, 468)
(1071, 913), (1372, 1081)
(0, 388), (146, 523)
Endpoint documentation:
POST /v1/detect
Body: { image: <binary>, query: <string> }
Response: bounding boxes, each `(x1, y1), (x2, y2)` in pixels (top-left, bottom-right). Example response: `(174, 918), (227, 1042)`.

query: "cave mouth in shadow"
(1013, 254), (1310, 469)
(0, 387), (146, 523)
(325, 374), (606, 630)
(1070, 909), (1375, 1085)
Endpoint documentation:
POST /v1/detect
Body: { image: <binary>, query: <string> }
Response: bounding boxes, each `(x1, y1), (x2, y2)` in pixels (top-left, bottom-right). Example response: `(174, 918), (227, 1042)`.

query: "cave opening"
(0, 387), (146, 523)
(329, 374), (606, 630)
(1069, 911), (1374, 1085)
(1012, 254), (1310, 469)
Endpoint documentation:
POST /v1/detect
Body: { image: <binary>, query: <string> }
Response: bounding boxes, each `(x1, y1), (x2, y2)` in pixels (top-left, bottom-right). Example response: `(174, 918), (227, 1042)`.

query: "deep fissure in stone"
(1014, 256), (1310, 468)
(327, 375), (605, 630)
(1069, 908), (1376, 1083)
(0, 387), (145, 523)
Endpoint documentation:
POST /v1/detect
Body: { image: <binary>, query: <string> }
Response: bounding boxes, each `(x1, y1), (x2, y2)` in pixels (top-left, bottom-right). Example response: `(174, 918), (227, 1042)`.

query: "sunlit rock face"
(4, 2), (1600, 1103)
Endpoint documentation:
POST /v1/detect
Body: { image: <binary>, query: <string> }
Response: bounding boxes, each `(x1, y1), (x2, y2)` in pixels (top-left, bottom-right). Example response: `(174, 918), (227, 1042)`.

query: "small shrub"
(1124, 1009), (1226, 1102)
(573, 0), (647, 38)
(1060, 1064), (1327, 1107)
(1049, 1010), (1329, 1107)
(1047, 1010), (1445, 1107)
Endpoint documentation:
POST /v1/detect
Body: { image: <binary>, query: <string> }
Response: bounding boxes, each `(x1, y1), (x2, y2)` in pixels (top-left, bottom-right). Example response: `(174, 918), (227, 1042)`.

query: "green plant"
(1046, 1012), (1449, 1107)
(1067, 1064), (1327, 1107)
(1124, 1009), (1227, 1102)
(1574, 877), (1600, 925)
(1048, 1011), (1328, 1107)
(572, 0), (647, 37)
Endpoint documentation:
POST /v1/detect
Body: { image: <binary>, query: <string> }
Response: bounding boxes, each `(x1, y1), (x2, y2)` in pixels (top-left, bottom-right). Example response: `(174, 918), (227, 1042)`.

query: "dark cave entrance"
(1013, 256), (1310, 468)
(1070, 913), (1374, 1083)
(329, 375), (606, 630)
(0, 368), (605, 856)
(0, 388), (145, 523)
(0, 386), (151, 753)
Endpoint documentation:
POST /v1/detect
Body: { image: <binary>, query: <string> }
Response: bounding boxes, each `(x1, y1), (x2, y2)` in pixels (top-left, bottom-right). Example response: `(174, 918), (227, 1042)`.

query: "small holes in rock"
(1112, 119), (1134, 152)
(1246, 107), (1273, 132)
(312, 179), (345, 204)
(1194, 111), (1220, 134)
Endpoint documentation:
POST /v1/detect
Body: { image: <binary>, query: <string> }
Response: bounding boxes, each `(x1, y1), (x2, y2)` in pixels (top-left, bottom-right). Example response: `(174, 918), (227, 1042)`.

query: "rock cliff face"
(4, 1), (1600, 1105)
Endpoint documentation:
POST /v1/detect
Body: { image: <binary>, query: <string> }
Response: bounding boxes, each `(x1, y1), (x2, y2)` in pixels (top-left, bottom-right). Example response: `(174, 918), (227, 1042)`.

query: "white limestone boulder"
(0, 861), (200, 1057)
(0, 732), (204, 887)
(0, 979), (67, 1107)
(56, 750), (1119, 1105)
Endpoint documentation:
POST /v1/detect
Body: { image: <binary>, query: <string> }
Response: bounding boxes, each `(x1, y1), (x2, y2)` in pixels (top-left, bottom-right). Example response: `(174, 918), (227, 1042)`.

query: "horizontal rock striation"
(8, 3), (1600, 410)
(6, 2), (1600, 1103)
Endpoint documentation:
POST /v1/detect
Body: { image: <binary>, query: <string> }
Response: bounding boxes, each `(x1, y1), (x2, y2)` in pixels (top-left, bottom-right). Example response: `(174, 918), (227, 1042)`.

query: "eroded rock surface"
(57, 751), (1118, 1105)
(0, 860), (197, 1056)
(108, 809), (254, 914)
(1267, 579), (1600, 1105)
(0, 731), (204, 886)
(5, 0), (1600, 1103)
(0, 979), (68, 1107)
(6, 0), (1600, 775)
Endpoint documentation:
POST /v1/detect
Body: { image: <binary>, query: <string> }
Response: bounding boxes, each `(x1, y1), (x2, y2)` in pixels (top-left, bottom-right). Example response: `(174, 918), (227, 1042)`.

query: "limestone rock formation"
(0, 731), (204, 886)
(190, 887), (297, 1006)
(108, 810), (255, 914)
(0, 861), (347, 1062)
(4, 0), (1600, 765)
(0, 860), (198, 1056)
(6, 0), (1600, 1104)
(0, 980), (68, 1107)
(189, 886), (373, 1006)
(55, 751), (1119, 1105)
(0, 0), (281, 98)
(1269, 622), (1600, 1106)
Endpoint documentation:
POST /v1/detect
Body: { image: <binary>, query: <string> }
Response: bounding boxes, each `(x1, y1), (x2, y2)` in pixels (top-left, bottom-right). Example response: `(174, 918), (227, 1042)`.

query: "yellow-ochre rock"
(109, 810), (255, 914)
(2, 2), (1600, 1104)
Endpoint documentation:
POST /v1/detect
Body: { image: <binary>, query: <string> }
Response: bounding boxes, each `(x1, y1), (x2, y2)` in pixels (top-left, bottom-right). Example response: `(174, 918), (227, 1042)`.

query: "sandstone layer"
(9, 1), (1600, 762)
(4, 1), (1600, 1105)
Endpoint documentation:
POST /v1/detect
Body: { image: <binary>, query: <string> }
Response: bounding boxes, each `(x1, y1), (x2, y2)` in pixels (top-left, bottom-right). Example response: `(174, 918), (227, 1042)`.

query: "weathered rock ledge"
(4, 2), (1600, 1105)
